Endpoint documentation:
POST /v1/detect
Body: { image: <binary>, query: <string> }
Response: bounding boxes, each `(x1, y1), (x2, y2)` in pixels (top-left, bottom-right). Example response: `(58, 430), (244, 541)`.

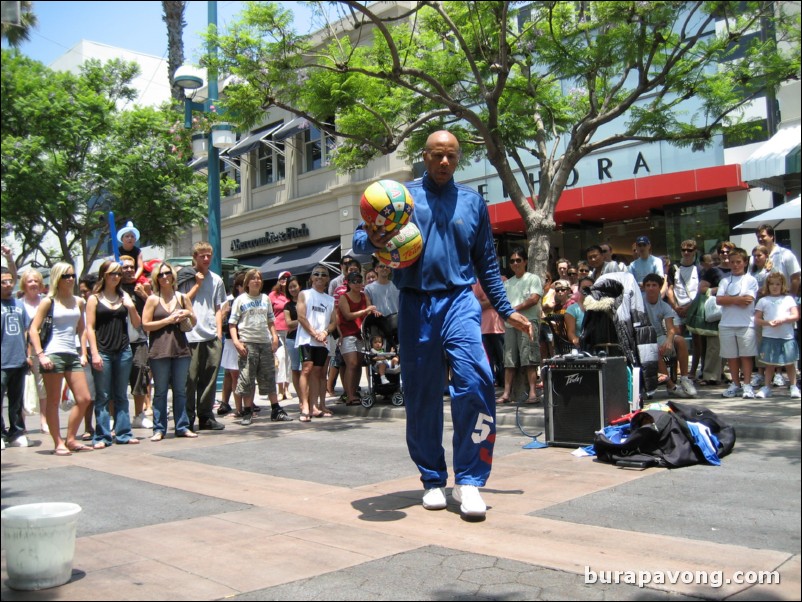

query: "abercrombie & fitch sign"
(230, 224), (310, 252)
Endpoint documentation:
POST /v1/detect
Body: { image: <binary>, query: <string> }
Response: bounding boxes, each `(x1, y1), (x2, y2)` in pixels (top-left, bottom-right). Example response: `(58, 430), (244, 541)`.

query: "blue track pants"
(399, 286), (496, 489)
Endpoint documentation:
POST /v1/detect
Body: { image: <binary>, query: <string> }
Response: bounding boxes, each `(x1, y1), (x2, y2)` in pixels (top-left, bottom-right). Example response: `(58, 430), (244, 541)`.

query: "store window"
(257, 139), (285, 186)
(664, 198), (730, 256)
(302, 126), (335, 173)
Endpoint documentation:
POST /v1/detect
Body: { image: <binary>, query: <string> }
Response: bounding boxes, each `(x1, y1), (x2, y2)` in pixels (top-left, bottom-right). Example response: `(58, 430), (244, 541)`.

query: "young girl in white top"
(754, 272), (800, 399)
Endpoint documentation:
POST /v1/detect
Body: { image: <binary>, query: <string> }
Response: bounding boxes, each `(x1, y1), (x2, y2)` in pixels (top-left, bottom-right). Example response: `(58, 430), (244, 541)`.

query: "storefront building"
(172, 7), (799, 283)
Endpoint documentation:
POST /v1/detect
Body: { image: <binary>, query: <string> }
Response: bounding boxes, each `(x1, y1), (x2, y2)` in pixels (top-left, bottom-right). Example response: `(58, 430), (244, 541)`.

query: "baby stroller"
(359, 313), (404, 408)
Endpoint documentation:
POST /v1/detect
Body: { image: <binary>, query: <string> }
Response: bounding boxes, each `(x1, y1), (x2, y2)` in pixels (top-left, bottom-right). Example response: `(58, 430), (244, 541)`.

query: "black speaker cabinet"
(543, 356), (630, 447)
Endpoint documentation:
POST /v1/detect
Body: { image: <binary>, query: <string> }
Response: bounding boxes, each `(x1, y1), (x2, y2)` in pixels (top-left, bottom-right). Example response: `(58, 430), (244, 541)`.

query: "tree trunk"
(162, 1), (187, 105)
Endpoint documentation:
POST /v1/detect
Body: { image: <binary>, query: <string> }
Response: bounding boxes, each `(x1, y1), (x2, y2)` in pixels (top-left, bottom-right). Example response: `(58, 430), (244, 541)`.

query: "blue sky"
(12, 1), (315, 66)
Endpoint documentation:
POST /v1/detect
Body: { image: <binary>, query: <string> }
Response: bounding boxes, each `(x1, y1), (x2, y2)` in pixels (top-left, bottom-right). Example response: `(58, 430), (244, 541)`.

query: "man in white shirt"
(754, 224), (800, 297)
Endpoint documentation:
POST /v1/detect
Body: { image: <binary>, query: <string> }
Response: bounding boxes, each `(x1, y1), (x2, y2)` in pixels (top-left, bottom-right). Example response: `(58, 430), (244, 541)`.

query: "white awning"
(741, 125), (801, 183)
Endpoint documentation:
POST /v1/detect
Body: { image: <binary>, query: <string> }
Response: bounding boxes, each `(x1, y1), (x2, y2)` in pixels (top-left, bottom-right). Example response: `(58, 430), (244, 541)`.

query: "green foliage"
(1, 49), (207, 272)
(209, 1), (800, 272)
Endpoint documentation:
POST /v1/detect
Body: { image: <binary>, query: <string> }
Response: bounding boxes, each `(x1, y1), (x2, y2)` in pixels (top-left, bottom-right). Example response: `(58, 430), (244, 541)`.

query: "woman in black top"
(85, 260), (142, 448)
(282, 276), (303, 399)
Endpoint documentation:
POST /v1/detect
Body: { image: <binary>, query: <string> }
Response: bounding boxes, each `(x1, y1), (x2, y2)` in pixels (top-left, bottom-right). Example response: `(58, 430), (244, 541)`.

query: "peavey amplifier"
(542, 355), (630, 447)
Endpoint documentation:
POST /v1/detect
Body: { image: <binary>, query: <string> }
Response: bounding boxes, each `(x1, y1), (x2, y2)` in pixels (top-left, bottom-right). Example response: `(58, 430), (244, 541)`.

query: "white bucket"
(1, 502), (82, 591)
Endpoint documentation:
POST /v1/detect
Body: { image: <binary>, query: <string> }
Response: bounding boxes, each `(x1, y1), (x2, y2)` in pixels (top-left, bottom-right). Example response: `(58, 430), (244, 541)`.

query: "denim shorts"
(40, 352), (83, 373)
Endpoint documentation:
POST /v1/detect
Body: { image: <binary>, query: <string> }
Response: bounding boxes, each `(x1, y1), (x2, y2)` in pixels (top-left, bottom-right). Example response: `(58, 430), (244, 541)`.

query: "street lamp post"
(174, 1), (228, 276)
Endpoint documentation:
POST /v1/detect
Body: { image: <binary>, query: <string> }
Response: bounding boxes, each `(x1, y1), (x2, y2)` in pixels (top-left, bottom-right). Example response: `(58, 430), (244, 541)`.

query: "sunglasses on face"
(553, 288), (569, 293)
(62, 274), (76, 280)
(681, 248), (695, 253)
(158, 272), (172, 278)
(579, 269), (590, 273)
(509, 258), (524, 264)
(568, 271), (577, 276)
(311, 273), (329, 278)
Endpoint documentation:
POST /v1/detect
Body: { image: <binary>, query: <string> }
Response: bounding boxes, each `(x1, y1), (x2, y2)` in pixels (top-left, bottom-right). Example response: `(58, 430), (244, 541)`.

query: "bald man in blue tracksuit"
(354, 131), (533, 518)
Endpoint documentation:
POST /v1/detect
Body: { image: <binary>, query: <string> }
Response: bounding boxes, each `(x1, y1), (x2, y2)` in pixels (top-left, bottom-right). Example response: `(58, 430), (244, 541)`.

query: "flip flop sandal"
(299, 413), (312, 423)
(67, 443), (95, 452)
(53, 448), (72, 457)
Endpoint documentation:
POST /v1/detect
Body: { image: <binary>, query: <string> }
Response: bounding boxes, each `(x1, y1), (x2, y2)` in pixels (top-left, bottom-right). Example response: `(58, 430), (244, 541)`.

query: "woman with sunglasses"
(29, 262), (94, 456)
(142, 262), (197, 441)
(338, 271), (378, 407)
(283, 276), (303, 401)
(296, 265), (337, 422)
(86, 260), (141, 448)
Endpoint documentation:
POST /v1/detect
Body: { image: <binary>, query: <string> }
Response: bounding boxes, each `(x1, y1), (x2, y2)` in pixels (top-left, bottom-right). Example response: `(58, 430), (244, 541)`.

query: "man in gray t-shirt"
(178, 243), (227, 431)
(364, 264), (399, 315)
(642, 273), (696, 398)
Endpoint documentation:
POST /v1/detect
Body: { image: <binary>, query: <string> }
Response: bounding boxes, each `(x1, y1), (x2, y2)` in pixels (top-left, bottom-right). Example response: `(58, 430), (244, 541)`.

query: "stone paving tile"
(0, 466), (251, 537)
(531, 440), (801, 554)
(227, 545), (704, 601)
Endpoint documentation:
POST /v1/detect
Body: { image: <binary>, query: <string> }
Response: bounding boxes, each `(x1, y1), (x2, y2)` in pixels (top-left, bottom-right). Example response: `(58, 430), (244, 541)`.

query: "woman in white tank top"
(28, 262), (94, 456)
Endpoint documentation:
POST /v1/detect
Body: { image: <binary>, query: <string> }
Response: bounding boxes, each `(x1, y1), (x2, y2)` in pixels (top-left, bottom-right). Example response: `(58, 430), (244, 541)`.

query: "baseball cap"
(277, 271), (291, 280)
(346, 271), (364, 284)
(635, 236), (650, 245)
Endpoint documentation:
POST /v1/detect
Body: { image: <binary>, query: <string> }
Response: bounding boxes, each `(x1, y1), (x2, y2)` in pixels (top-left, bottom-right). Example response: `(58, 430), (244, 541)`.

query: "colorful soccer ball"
(360, 179), (414, 232)
(375, 222), (423, 269)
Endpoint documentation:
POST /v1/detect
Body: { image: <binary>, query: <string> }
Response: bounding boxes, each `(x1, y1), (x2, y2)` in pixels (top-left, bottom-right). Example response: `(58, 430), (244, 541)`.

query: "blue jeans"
(92, 347), (134, 444)
(150, 356), (191, 435)
(1, 365), (27, 442)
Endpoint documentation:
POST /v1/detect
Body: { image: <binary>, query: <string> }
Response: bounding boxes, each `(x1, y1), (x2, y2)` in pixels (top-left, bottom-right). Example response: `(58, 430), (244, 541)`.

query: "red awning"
(489, 164), (746, 233)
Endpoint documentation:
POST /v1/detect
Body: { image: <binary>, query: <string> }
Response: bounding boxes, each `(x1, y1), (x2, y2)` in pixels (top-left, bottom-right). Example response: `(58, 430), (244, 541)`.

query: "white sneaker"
(773, 373), (788, 387)
(452, 484), (487, 518)
(755, 386), (772, 399)
(380, 376), (390, 385)
(667, 385), (685, 398)
(722, 383), (742, 398)
(132, 412), (153, 429)
(9, 435), (30, 448)
(790, 385), (801, 400)
(750, 373), (764, 388)
(679, 376), (697, 397)
(742, 384), (755, 399)
(422, 487), (447, 510)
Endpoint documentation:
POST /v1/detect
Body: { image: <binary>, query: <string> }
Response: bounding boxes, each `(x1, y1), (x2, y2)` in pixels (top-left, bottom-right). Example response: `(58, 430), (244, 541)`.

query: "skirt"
(221, 338), (240, 371)
(758, 336), (800, 366)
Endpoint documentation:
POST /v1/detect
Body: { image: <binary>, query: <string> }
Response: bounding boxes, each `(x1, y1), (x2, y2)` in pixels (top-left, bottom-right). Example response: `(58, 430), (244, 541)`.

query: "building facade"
(176, 2), (800, 281)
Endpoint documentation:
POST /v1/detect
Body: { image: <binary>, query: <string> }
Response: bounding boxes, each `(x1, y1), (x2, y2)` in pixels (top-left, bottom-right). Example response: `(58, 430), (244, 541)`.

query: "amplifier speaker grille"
(543, 357), (630, 447)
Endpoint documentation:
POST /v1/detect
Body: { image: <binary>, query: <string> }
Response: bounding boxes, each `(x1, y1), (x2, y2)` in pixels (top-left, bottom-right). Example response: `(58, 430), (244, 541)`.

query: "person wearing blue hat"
(629, 235), (663, 289)
(117, 221), (144, 282)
